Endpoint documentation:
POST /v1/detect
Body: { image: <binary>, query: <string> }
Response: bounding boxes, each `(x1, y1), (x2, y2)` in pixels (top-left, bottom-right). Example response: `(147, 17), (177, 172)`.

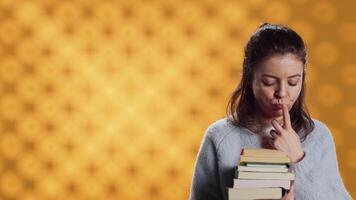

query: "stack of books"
(228, 148), (295, 200)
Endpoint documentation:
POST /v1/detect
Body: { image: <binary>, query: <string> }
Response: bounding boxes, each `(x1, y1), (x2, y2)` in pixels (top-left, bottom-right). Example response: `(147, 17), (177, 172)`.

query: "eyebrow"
(262, 74), (301, 79)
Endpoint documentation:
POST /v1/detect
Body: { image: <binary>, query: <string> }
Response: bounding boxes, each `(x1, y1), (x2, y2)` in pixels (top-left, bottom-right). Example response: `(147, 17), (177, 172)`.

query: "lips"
(272, 104), (283, 110)
(272, 99), (287, 104)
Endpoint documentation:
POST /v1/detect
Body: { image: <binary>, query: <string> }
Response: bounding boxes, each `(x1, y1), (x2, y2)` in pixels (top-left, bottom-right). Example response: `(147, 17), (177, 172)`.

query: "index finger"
(283, 104), (291, 129)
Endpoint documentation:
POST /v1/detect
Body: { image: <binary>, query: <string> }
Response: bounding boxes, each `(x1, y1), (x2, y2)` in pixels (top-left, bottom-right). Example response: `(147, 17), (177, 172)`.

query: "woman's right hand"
(282, 184), (295, 200)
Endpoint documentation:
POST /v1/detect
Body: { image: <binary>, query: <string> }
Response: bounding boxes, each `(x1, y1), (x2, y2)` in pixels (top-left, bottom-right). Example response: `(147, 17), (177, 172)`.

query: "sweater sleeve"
(189, 127), (224, 200)
(290, 122), (352, 200)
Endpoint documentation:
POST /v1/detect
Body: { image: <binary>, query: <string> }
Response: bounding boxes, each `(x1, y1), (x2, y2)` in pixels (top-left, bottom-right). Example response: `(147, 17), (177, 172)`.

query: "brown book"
(239, 155), (290, 164)
(242, 148), (288, 157)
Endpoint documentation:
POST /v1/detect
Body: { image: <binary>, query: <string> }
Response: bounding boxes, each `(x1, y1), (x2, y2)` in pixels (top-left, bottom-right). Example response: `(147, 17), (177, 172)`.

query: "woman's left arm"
(291, 123), (352, 200)
(270, 105), (352, 199)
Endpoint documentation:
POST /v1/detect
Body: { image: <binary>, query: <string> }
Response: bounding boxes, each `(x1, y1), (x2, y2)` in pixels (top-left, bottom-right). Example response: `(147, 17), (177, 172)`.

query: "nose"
(274, 83), (288, 99)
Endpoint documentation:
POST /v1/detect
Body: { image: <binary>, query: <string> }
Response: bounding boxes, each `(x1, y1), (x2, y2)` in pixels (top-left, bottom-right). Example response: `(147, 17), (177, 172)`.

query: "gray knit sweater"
(189, 118), (352, 200)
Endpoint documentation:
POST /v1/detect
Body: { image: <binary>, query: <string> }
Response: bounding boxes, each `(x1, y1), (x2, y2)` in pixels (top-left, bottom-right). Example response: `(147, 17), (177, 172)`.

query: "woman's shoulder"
(203, 117), (239, 144)
(308, 118), (334, 142)
(203, 117), (335, 145)
(311, 118), (331, 133)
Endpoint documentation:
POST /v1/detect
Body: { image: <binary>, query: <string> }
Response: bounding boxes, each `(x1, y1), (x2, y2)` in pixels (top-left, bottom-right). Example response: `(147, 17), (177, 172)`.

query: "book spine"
(236, 172), (295, 180)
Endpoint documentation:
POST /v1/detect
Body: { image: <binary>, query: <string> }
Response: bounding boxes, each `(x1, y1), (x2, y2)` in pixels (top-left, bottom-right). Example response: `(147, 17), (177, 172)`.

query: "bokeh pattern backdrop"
(0, 0), (355, 199)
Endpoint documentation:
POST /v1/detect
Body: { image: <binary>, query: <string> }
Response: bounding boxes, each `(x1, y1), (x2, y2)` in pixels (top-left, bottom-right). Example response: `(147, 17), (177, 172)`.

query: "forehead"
(255, 53), (304, 77)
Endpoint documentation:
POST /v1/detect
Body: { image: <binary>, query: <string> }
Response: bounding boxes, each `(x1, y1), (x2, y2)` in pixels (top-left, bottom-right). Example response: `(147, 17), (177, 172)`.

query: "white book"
(233, 178), (291, 189)
(238, 165), (289, 173)
(228, 187), (282, 200)
(246, 163), (288, 168)
(236, 171), (295, 180)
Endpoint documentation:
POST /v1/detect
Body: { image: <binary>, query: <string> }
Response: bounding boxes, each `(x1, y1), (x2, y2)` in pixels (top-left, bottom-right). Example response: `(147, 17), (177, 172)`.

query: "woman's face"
(252, 53), (304, 119)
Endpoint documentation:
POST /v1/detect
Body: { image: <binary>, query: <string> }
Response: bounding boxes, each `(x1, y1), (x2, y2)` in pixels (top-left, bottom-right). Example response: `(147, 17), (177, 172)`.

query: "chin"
(269, 109), (283, 117)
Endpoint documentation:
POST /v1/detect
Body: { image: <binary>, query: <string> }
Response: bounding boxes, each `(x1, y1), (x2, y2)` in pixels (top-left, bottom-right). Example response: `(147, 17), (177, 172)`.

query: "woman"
(189, 23), (352, 200)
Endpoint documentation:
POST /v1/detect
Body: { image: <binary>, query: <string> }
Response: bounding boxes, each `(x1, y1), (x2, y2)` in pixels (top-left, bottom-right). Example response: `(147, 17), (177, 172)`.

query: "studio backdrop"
(0, 0), (355, 199)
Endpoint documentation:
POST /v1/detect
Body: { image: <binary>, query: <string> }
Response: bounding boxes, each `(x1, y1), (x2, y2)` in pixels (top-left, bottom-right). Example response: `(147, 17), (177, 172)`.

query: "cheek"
(289, 86), (302, 104)
(253, 85), (275, 101)
(261, 87), (276, 98)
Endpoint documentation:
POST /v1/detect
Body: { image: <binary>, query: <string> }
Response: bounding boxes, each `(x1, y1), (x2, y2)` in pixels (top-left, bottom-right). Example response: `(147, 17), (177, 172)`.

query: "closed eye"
(288, 79), (300, 86)
(262, 80), (275, 86)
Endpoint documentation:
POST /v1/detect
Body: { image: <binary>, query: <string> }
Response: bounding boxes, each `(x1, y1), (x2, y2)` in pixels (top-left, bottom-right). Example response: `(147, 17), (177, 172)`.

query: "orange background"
(0, 0), (355, 199)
